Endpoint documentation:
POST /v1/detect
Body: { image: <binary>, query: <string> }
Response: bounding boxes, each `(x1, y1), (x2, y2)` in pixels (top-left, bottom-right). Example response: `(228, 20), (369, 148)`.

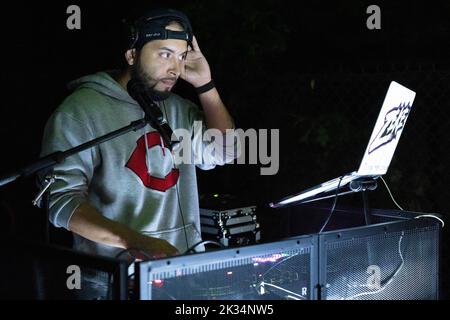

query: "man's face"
(131, 22), (188, 93)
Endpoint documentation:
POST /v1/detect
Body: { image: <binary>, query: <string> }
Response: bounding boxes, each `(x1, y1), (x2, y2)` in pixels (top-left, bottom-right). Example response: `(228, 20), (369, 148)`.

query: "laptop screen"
(357, 81), (416, 176)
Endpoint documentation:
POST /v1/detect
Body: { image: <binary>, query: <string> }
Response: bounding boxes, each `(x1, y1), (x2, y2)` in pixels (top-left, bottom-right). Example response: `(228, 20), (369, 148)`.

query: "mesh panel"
(324, 225), (439, 300)
(147, 249), (311, 300)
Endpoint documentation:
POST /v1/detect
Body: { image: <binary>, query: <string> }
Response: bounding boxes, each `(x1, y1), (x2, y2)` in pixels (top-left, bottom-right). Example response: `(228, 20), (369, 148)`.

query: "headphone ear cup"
(121, 17), (139, 50)
(129, 24), (139, 49)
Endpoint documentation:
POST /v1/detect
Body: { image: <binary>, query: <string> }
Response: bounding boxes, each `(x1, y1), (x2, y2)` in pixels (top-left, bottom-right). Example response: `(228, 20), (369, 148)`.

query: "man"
(40, 8), (237, 262)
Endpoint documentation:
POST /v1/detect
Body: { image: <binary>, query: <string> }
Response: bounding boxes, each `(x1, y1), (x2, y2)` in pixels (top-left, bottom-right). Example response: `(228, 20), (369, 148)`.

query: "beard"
(131, 55), (171, 101)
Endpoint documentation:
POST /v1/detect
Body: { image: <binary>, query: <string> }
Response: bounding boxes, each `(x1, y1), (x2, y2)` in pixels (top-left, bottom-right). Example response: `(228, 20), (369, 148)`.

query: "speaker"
(319, 217), (440, 300)
(137, 236), (317, 300)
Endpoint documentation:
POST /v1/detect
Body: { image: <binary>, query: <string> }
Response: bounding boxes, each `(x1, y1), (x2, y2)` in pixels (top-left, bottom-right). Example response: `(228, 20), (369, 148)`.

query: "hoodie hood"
(68, 71), (138, 105)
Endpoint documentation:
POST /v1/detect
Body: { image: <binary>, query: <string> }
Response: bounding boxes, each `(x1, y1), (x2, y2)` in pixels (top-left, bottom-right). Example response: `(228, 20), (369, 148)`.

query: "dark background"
(0, 0), (448, 298)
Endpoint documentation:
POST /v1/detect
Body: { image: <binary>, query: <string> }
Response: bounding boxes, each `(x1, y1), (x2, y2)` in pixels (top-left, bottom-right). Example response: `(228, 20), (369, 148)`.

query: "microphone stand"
(0, 118), (149, 188)
(0, 117), (150, 243)
(348, 178), (378, 226)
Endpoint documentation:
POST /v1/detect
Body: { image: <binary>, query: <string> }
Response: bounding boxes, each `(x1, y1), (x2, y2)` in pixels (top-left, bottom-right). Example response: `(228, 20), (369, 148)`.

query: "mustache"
(160, 77), (178, 82)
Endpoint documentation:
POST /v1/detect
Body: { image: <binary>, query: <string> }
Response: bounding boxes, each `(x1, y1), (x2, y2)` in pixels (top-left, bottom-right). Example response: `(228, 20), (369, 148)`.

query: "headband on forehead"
(129, 8), (193, 50)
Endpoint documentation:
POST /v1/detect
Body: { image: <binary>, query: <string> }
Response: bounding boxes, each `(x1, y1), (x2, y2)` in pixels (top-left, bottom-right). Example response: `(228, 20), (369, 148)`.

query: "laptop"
(270, 81), (416, 208)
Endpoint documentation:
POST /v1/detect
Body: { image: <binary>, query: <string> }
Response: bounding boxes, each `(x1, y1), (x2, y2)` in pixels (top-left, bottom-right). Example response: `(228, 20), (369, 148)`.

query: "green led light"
(213, 194), (219, 198)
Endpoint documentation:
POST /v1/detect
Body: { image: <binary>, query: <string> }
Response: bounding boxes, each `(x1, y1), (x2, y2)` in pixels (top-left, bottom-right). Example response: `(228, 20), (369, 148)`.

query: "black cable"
(175, 182), (190, 254)
(184, 240), (225, 254)
(319, 176), (344, 233)
(161, 100), (190, 253)
(114, 248), (153, 260)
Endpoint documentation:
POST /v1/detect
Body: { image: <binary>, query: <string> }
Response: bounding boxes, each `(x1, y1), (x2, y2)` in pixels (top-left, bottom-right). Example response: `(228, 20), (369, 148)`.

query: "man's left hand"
(180, 36), (212, 88)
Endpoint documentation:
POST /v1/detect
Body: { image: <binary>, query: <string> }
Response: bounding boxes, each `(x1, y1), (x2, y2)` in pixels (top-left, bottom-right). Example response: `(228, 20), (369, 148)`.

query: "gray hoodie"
(41, 71), (234, 258)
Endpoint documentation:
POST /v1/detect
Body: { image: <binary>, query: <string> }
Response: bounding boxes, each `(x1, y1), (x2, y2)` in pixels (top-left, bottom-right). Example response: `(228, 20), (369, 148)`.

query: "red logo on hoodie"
(126, 132), (179, 192)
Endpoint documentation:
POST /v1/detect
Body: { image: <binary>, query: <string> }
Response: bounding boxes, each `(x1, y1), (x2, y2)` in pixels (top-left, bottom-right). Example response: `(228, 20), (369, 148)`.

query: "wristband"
(195, 79), (215, 95)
